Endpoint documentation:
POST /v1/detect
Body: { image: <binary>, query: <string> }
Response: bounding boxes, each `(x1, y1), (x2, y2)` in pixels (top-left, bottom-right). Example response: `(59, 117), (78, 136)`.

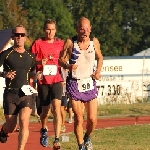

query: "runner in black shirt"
(0, 25), (36, 150)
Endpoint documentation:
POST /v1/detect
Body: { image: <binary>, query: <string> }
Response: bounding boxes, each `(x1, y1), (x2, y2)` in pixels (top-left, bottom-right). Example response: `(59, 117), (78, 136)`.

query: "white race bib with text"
(43, 65), (57, 75)
(21, 85), (38, 95)
(77, 77), (94, 92)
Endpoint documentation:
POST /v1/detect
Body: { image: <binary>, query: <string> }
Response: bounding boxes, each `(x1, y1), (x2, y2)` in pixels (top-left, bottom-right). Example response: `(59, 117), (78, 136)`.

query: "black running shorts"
(61, 96), (68, 107)
(38, 82), (63, 106)
(3, 88), (34, 115)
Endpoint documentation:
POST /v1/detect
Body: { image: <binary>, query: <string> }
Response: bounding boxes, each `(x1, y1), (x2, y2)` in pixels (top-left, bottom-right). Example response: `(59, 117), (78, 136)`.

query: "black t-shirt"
(0, 47), (36, 88)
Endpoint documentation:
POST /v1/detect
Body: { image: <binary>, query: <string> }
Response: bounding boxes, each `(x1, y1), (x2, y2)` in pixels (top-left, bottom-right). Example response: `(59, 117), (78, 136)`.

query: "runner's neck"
(13, 47), (25, 53)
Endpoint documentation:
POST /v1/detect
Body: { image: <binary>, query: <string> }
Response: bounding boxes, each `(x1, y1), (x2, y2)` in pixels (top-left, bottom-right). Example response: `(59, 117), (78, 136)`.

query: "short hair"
(12, 25), (26, 34)
(43, 19), (56, 30)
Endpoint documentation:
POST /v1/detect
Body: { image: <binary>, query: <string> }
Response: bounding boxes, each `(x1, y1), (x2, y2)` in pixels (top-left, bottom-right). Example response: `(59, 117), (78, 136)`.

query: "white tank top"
(72, 40), (95, 79)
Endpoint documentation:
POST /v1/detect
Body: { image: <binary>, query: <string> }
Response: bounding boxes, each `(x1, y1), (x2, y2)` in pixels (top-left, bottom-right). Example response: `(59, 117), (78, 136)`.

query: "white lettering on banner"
(21, 85), (38, 95)
(77, 77), (94, 92)
(43, 65), (57, 75)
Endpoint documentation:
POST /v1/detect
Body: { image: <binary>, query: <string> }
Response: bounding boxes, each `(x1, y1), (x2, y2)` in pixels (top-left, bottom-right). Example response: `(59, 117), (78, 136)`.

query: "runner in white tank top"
(71, 40), (95, 79)
(59, 17), (103, 150)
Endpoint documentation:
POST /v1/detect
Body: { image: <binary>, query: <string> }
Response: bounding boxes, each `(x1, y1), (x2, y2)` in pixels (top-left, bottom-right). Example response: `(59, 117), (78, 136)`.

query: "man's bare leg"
(71, 100), (85, 145)
(83, 98), (98, 149)
(68, 100), (73, 123)
(61, 105), (66, 132)
(68, 107), (73, 121)
(84, 98), (97, 136)
(52, 99), (62, 138)
(2, 115), (17, 133)
(1, 115), (17, 143)
(17, 107), (32, 150)
(51, 99), (62, 149)
(40, 105), (50, 129)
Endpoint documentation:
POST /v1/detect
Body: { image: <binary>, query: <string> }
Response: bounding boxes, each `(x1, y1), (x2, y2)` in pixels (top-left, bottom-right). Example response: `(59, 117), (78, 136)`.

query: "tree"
(21, 0), (75, 41)
(64, 0), (150, 56)
(1, 0), (150, 55)
(0, 0), (5, 28)
(0, 0), (27, 29)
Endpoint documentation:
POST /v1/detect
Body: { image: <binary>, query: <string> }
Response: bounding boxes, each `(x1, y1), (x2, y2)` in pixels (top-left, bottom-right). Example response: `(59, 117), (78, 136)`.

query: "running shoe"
(53, 140), (61, 150)
(84, 138), (93, 150)
(68, 118), (73, 123)
(79, 144), (86, 150)
(40, 128), (48, 147)
(0, 130), (8, 143)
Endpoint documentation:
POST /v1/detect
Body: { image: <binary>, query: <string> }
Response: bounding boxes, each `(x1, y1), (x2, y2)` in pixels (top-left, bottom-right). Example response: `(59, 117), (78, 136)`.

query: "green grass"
(97, 103), (150, 117)
(1, 103), (150, 149)
(49, 124), (150, 150)
(0, 108), (4, 121)
(1, 103), (150, 122)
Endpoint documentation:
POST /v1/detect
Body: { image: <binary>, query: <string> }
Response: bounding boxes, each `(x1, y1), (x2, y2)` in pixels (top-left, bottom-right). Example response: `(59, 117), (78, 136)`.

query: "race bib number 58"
(43, 65), (57, 75)
(77, 77), (94, 92)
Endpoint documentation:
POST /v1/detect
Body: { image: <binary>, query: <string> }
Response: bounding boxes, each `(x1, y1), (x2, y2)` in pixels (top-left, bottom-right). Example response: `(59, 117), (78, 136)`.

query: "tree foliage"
(0, 0), (27, 29)
(22, 0), (75, 41)
(0, 0), (150, 56)
(0, 0), (75, 42)
(64, 0), (150, 56)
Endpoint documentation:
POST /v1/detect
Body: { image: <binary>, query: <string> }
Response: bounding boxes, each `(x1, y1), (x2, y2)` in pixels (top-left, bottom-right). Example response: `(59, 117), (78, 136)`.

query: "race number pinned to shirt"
(21, 85), (38, 95)
(43, 65), (57, 75)
(77, 77), (94, 92)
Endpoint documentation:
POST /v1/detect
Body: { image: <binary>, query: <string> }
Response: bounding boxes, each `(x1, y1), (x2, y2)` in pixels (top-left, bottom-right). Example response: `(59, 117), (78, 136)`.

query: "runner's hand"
(36, 71), (43, 80)
(92, 70), (101, 80)
(4, 71), (16, 80)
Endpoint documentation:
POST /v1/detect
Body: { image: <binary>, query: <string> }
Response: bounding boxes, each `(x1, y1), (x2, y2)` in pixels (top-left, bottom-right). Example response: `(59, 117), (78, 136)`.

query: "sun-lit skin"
(76, 17), (91, 42)
(59, 17), (103, 79)
(44, 23), (56, 42)
(58, 17), (103, 147)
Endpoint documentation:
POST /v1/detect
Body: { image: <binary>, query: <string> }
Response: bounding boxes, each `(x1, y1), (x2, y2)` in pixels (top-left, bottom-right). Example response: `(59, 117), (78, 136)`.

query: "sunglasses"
(14, 33), (26, 37)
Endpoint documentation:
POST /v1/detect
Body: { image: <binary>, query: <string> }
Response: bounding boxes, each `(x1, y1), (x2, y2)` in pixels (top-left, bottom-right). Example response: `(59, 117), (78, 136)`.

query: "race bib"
(43, 65), (57, 75)
(21, 85), (38, 95)
(77, 77), (94, 92)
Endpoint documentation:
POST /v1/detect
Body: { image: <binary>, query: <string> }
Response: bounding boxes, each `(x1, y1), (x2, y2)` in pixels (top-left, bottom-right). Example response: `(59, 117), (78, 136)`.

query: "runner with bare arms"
(59, 17), (103, 150)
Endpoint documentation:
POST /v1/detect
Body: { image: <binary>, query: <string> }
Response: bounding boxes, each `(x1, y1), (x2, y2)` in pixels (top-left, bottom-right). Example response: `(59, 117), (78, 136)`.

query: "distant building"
(133, 48), (150, 56)
(0, 29), (14, 52)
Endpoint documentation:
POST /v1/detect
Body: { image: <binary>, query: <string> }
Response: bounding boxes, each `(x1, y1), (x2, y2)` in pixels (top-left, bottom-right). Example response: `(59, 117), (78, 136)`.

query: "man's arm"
(93, 37), (103, 72)
(0, 50), (16, 79)
(92, 37), (103, 80)
(58, 38), (72, 69)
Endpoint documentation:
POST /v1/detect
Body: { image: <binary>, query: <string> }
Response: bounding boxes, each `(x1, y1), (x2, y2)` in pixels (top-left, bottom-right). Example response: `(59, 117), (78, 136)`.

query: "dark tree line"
(0, 0), (150, 56)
